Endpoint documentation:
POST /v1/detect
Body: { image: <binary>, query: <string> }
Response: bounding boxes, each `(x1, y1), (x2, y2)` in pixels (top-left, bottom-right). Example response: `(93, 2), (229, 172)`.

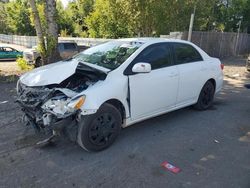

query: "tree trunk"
(28, 0), (47, 65)
(45, 0), (61, 64)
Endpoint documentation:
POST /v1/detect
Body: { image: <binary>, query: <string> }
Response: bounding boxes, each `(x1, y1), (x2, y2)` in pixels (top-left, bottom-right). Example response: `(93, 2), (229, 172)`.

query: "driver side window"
(132, 43), (172, 70)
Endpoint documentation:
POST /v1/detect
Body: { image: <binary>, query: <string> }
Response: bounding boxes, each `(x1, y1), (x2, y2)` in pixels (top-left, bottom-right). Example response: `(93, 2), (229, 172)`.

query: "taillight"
(220, 64), (224, 70)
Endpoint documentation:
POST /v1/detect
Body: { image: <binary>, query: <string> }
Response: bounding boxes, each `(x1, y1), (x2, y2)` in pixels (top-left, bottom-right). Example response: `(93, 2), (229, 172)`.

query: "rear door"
(171, 43), (207, 106)
(126, 43), (179, 120)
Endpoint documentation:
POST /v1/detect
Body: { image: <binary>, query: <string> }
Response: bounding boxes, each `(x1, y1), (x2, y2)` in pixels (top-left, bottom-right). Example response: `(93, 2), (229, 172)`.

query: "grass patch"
(17, 58), (34, 71)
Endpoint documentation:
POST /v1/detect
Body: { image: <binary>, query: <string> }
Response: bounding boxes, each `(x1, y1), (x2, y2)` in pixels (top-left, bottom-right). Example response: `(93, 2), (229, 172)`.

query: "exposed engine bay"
(16, 63), (107, 136)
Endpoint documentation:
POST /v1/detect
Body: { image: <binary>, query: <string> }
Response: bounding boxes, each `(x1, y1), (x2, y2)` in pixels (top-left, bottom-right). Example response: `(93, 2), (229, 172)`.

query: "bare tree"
(29, 0), (47, 65)
(44, 0), (61, 63)
(29, 0), (61, 66)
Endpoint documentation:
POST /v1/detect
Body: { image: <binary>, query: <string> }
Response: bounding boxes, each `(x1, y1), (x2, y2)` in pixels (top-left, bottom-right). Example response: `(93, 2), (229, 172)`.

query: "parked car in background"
(0, 47), (23, 60)
(246, 54), (250, 71)
(23, 41), (88, 67)
(17, 38), (224, 151)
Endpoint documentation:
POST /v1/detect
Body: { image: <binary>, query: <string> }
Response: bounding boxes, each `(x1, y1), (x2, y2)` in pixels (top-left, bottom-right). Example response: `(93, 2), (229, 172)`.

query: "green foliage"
(0, 0), (250, 37)
(56, 1), (74, 36)
(17, 58), (34, 71)
(85, 0), (131, 38)
(29, 2), (46, 34)
(46, 35), (57, 57)
(5, 0), (36, 35)
(66, 0), (94, 36)
(0, 2), (10, 34)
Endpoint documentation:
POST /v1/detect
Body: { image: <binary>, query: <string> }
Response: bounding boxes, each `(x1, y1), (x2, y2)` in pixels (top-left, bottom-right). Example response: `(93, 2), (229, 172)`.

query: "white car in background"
(17, 38), (224, 151)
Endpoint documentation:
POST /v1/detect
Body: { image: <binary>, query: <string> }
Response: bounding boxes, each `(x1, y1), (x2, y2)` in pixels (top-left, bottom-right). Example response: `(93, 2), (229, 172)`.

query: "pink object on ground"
(161, 161), (181, 174)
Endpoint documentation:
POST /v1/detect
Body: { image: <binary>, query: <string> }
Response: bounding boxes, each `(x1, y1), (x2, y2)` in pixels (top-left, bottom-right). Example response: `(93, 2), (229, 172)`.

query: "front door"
(127, 43), (179, 120)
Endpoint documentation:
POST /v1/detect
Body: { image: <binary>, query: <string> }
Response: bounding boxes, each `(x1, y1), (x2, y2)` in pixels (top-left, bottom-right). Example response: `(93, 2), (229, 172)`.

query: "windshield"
(73, 41), (144, 70)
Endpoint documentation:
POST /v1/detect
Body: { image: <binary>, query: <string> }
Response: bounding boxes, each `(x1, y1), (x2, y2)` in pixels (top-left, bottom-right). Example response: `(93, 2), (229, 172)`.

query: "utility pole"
(188, 5), (196, 41)
(235, 17), (243, 55)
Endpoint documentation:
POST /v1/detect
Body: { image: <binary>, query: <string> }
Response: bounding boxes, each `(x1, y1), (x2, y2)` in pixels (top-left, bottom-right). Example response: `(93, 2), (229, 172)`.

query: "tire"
(194, 81), (215, 110)
(77, 103), (122, 152)
(35, 57), (42, 67)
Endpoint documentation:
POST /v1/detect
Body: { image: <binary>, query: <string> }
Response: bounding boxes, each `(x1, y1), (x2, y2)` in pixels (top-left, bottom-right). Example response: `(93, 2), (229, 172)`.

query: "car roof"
(0, 46), (15, 48)
(116, 37), (192, 45)
(58, 41), (77, 44)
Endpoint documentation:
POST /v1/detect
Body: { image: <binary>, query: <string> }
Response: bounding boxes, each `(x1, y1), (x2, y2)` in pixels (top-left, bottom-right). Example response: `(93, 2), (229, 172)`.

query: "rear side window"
(4, 48), (14, 52)
(173, 43), (203, 64)
(63, 43), (77, 50)
(132, 43), (172, 70)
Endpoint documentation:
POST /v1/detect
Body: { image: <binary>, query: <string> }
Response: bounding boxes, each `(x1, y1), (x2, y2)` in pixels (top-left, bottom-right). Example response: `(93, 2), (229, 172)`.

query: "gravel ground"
(0, 73), (249, 188)
(222, 56), (250, 82)
(0, 43), (249, 187)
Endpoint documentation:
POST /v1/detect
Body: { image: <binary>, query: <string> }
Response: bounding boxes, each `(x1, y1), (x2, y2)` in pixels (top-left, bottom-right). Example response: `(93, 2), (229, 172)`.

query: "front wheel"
(77, 103), (122, 152)
(194, 81), (215, 110)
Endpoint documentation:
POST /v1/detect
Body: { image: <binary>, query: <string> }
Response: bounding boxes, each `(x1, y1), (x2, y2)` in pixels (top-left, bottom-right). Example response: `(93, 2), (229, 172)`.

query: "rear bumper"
(215, 73), (224, 94)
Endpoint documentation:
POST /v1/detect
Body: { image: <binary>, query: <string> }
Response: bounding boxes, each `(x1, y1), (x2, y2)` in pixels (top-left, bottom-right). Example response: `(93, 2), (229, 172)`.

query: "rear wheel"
(77, 103), (122, 152)
(194, 81), (215, 110)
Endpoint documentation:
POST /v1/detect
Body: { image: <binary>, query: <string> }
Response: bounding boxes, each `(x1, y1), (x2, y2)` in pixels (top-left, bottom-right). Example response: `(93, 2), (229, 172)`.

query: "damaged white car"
(17, 38), (223, 151)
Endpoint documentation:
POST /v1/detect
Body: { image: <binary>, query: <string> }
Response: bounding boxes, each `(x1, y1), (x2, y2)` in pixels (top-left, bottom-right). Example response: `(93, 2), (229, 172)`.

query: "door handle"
(169, 72), (178, 77)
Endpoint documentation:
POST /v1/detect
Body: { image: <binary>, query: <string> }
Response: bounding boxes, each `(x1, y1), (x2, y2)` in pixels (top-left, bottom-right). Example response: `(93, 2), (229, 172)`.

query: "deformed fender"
(79, 73), (130, 118)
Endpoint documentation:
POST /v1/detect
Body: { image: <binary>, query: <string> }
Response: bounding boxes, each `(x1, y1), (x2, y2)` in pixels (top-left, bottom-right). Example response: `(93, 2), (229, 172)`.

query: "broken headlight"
(42, 95), (86, 116)
(67, 96), (86, 110)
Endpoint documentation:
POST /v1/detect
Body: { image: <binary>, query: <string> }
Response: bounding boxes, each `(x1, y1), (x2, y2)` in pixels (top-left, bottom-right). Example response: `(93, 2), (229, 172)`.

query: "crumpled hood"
(20, 59), (79, 87)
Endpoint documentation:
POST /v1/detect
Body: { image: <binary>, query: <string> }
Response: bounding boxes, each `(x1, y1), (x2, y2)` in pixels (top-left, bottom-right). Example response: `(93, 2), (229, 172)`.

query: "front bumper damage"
(16, 82), (81, 144)
(16, 61), (108, 145)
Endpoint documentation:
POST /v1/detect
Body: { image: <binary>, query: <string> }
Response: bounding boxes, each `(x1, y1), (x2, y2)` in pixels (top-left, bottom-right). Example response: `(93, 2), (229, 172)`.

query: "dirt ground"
(0, 51), (249, 187)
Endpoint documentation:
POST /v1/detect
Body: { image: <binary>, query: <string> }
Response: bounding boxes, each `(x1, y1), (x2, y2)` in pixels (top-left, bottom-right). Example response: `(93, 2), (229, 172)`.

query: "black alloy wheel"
(77, 103), (122, 151)
(194, 81), (215, 110)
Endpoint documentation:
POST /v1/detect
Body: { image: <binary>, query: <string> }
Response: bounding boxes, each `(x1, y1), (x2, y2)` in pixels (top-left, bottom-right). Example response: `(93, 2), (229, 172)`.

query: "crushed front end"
(16, 81), (85, 143)
(16, 62), (107, 144)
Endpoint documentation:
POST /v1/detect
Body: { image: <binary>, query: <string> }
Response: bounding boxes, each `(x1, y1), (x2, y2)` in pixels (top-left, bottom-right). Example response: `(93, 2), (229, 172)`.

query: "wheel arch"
(207, 78), (216, 90)
(36, 56), (41, 61)
(195, 78), (216, 103)
(104, 99), (126, 123)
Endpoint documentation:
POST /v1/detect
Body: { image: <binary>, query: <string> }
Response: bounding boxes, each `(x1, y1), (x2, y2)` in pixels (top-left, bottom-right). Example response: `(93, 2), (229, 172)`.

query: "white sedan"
(17, 38), (223, 151)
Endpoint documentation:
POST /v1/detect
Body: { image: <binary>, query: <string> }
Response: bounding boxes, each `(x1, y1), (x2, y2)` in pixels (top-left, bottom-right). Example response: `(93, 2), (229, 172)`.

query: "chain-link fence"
(0, 34), (112, 48)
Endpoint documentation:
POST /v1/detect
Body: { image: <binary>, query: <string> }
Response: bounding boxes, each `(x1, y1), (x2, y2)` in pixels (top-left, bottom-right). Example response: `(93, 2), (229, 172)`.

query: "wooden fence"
(181, 31), (250, 58)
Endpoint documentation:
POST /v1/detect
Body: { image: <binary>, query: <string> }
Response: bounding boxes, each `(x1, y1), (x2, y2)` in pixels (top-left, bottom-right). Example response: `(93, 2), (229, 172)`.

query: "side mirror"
(132, 62), (151, 73)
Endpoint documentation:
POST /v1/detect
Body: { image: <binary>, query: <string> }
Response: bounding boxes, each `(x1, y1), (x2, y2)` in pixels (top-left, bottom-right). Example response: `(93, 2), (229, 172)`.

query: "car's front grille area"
(17, 82), (52, 107)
